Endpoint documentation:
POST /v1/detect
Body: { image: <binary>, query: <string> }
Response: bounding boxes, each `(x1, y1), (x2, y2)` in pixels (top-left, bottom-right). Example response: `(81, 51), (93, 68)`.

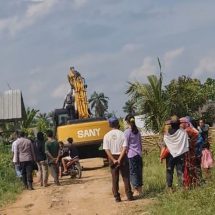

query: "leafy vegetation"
(165, 76), (205, 117)
(0, 144), (22, 207)
(126, 73), (170, 133)
(128, 141), (215, 215)
(125, 75), (215, 132)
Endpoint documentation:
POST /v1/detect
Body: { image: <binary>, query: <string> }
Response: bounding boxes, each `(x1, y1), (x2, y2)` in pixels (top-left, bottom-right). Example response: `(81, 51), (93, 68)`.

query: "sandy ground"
(0, 158), (152, 215)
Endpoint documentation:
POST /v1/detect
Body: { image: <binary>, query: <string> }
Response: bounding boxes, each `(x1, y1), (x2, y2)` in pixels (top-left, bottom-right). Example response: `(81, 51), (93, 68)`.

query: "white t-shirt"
(11, 138), (20, 163)
(103, 129), (127, 155)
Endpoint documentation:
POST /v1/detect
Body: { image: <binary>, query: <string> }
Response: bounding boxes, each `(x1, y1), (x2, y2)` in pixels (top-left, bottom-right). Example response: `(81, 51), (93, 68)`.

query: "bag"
(160, 147), (170, 159)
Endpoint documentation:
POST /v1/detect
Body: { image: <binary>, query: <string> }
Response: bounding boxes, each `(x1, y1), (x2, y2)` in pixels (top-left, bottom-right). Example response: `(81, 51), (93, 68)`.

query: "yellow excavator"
(53, 67), (111, 159)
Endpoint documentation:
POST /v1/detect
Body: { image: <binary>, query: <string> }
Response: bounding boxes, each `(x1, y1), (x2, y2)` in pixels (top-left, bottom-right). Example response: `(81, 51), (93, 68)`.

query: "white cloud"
(0, 0), (57, 35)
(164, 47), (184, 69)
(193, 56), (215, 78)
(24, 0), (45, 2)
(129, 57), (157, 82)
(29, 80), (46, 95)
(0, 17), (17, 32)
(129, 47), (185, 82)
(73, 0), (88, 9)
(52, 83), (69, 99)
(25, 81), (46, 107)
(121, 43), (144, 53)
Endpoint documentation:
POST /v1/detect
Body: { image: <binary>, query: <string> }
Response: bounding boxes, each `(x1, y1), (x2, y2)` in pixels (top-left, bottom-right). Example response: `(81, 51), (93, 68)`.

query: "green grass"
(142, 146), (215, 215)
(0, 144), (22, 207)
(143, 151), (166, 197)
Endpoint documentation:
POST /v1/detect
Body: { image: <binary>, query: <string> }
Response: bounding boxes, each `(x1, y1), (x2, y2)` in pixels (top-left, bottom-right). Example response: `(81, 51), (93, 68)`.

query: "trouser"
(166, 154), (184, 187)
(109, 155), (133, 200)
(20, 161), (33, 188)
(195, 157), (203, 183)
(128, 155), (143, 189)
(49, 163), (59, 184)
(37, 160), (48, 186)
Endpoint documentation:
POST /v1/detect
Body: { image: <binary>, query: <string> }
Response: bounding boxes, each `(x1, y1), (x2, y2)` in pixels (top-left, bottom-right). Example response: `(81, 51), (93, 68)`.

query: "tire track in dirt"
(0, 159), (152, 215)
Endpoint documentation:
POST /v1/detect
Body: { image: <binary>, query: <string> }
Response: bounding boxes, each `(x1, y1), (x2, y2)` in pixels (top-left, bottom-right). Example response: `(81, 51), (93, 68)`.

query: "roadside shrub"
(0, 143), (22, 207)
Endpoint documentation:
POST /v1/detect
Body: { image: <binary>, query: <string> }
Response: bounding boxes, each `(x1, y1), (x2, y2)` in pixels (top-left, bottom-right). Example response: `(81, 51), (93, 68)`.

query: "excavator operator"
(63, 87), (76, 120)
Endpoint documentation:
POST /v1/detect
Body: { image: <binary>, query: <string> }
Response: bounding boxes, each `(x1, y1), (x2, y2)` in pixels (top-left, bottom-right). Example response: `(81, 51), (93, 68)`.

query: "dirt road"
(0, 159), (152, 215)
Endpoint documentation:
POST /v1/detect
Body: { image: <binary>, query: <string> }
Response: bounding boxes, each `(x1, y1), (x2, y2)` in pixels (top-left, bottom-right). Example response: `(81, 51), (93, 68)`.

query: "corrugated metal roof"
(0, 90), (26, 121)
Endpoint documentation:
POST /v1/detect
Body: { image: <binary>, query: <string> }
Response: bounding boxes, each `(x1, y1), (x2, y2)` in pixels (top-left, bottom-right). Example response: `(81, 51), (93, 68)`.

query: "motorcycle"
(59, 156), (82, 179)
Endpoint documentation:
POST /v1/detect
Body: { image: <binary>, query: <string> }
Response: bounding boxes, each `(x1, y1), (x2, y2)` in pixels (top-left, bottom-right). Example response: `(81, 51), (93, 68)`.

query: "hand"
(113, 159), (118, 165)
(117, 159), (121, 165)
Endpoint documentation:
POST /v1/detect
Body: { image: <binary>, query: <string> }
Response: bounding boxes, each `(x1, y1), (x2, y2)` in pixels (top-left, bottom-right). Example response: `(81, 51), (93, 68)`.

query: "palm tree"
(89, 91), (109, 117)
(126, 72), (170, 133)
(21, 107), (39, 130)
(36, 113), (50, 132)
(123, 99), (136, 115)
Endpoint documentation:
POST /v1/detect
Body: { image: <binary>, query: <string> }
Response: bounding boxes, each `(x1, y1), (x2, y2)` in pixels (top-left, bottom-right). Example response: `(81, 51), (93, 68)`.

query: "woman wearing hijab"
(180, 117), (199, 188)
(163, 116), (189, 190)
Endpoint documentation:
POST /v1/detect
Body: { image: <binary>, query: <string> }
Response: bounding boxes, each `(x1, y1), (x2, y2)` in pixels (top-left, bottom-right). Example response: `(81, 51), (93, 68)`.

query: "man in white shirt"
(103, 116), (133, 202)
(11, 131), (22, 178)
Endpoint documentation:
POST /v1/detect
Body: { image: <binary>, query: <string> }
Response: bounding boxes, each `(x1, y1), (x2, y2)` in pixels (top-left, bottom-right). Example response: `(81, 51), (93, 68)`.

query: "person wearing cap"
(103, 116), (133, 202)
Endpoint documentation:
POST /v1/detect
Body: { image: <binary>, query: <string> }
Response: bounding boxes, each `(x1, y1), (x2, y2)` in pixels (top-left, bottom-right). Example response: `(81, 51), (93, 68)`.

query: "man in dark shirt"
(34, 131), (48, 187)
(198, 119), (209, 146)
(45, 130), (60, 186)
(61, 137), (79, 173)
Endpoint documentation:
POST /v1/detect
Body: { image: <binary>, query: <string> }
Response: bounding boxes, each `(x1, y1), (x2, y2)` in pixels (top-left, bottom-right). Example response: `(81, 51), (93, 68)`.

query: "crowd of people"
(10, 115), (213, 203)
(11, 130), (79, 190)
(161, 116), (213, 191)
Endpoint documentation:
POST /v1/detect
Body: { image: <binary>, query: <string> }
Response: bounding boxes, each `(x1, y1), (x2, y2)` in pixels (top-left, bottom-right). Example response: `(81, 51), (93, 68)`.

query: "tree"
(202, 78), (215, 101)
(126, 73), (170, 133)
(123, 99), (136, 115)
(21, 107), (39, 130)
(202, 104), (215, 126)
(164, 76), (206, 117)
(36, 113), (50, 133)
(88, 92), (109, 117)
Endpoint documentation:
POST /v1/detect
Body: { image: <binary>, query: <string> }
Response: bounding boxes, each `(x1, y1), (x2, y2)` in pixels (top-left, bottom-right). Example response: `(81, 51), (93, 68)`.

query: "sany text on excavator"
(53, 67), (111, 159)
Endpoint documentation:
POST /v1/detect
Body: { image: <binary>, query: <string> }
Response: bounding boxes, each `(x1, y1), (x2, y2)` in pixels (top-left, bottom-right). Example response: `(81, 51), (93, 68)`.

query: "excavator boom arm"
(67, 67), (90, 119)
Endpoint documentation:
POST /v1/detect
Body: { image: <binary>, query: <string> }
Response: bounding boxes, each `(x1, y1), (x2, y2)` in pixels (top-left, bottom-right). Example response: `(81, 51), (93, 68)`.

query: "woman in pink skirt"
(201, 144), (213, 179)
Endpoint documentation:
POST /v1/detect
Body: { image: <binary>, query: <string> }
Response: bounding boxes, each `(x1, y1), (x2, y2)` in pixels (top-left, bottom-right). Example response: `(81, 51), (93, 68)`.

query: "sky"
(0, 0), (215, 117)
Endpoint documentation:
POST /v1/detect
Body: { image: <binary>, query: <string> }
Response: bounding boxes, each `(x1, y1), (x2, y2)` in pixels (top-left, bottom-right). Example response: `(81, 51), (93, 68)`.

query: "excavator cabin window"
(58, 114), (68, 126)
